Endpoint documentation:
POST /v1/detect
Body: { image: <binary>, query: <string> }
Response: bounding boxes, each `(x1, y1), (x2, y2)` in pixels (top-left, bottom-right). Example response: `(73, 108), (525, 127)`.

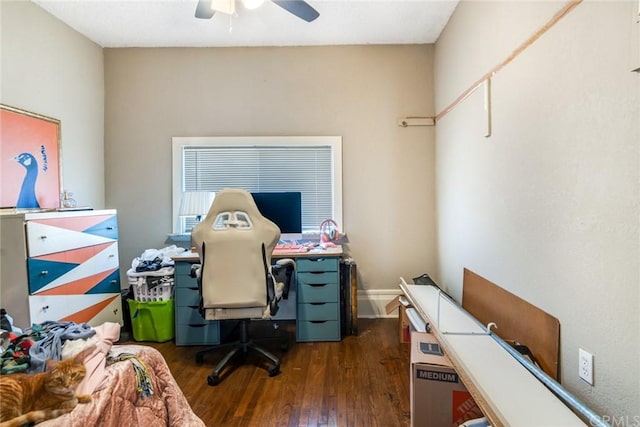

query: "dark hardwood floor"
(143, 318), (410, 427)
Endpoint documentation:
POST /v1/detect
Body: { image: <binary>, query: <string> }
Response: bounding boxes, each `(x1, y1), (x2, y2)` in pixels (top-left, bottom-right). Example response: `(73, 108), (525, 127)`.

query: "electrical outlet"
(579, 348), (594, 385)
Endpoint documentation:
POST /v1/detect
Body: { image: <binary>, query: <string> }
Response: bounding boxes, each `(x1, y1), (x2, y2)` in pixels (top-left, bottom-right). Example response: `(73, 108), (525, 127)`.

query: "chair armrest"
(190, 264), (201, 278)
(272, 259), (295, 299)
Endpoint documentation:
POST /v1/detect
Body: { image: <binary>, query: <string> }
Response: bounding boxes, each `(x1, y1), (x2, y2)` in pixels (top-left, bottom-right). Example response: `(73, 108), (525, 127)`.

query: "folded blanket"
(62, 322), (121, 395)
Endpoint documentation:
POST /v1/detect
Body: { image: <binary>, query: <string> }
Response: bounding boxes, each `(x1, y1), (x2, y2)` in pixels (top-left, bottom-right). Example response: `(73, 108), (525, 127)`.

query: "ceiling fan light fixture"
(242, 0), (266, 10)
(210, 0), (236, 16)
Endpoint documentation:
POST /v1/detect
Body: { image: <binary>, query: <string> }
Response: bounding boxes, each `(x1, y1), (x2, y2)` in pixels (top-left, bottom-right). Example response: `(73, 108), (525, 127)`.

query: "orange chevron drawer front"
(23, 210), (123, 327)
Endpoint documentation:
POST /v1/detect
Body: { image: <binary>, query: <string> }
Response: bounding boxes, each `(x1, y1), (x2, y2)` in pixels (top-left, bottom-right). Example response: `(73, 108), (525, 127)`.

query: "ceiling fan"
(195, 0), (320, 23)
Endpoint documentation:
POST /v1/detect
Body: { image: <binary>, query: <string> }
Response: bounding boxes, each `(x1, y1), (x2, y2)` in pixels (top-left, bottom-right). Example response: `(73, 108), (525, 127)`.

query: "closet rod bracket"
(398, 116), (435, 127)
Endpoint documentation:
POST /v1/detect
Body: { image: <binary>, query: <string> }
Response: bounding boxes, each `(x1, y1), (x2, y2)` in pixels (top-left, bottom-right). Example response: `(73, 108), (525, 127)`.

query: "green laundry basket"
(128, 299), (175, 342)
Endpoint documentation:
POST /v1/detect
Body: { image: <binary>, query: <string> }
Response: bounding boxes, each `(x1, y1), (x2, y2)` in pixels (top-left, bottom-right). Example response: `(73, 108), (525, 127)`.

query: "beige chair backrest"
(191, 188), (280, 319)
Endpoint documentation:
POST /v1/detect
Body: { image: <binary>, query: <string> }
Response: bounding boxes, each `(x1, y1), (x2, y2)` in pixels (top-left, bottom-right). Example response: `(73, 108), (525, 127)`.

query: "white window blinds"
(172, 136), (342, 234)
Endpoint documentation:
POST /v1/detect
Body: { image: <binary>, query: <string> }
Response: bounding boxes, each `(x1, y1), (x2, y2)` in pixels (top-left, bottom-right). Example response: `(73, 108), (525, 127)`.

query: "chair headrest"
(192, 188), (280, 252)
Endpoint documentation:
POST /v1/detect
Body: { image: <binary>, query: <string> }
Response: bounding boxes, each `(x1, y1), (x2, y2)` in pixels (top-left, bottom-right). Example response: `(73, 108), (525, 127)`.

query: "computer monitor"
(251, 192), (302, 234)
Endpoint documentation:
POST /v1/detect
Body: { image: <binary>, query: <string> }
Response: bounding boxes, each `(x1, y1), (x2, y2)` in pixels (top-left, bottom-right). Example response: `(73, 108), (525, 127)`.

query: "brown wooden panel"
(462, 268), (560, 380)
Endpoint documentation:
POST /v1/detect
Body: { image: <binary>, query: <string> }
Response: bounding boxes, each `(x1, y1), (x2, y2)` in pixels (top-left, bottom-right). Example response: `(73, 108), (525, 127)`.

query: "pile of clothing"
(131, 245), (185, 273)
(0, 320), (95, 374)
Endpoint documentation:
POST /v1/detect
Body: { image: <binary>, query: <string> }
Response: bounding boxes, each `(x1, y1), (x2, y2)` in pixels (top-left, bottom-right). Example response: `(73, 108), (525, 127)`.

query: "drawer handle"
(106, 226), (114, 230)
(40, 235), (47, 240)
(308, 271), (325, 275)
(310, 302), (326, 306)
(188, 305), (199, 309)
(309, 283), (327, 287)
(189, 324), (206, 328)
(109, 254), (115, 258)
(309, 258), (325, 262)
(111, 279), (118, 284)
(40, 270), (48, 276)
(310, 320), (327, 324)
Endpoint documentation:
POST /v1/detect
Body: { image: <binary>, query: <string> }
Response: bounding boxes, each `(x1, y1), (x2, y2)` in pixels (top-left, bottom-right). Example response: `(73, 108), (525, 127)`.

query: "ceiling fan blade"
(272, 0), (320, 22)
(195, 0), (216, 19)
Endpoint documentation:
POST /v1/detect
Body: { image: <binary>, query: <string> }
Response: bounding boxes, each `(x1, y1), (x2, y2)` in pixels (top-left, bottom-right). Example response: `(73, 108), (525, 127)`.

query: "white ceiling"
(31, 0), (459, 48)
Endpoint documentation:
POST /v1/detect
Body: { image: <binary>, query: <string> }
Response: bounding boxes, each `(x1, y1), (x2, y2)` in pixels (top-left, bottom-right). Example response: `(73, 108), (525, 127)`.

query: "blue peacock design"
(13, 152), (40, 208)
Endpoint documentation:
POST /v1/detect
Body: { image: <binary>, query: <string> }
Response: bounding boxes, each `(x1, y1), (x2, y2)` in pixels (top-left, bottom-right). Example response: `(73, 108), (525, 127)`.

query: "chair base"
(195, 319), (288, 386)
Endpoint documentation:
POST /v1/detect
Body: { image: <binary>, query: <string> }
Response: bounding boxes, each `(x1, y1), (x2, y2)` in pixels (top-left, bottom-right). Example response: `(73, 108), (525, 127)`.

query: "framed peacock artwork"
(0, 104), (62, 210)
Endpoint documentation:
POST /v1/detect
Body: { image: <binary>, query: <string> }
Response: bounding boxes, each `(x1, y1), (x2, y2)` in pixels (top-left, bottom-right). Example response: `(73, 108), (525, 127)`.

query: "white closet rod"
(435, 0), (583, 123)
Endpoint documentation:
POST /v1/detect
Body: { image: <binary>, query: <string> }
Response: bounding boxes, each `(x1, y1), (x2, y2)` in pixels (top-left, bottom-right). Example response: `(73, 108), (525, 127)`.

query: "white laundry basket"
(127, 268), (175, 302)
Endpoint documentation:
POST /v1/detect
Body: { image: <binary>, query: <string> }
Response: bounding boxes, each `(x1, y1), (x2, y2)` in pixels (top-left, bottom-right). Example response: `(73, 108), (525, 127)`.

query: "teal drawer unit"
(297, 302), (339, 320)
(298, 279), (339, 303)
(174, 260), (221, 346)
(296, 257), (341, 342)
(297, 320), (340, 341)
(296, 257), (339, 274)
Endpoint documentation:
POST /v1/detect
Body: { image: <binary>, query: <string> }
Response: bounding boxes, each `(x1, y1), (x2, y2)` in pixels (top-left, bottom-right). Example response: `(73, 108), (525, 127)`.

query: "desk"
(171, 246), (345, 345)
(172, 246), (343, 262)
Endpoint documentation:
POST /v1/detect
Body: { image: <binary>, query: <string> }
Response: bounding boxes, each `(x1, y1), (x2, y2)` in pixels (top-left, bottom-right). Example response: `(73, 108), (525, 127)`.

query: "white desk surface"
(401, 284), (586, 427)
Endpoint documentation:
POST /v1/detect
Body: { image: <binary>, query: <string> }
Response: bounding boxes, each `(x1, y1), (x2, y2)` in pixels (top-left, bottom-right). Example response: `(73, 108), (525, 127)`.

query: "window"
(171, 136), (342, 234)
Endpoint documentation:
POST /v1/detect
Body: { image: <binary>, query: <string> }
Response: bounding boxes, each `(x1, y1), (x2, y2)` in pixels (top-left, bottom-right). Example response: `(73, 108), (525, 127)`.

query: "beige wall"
(104, 45), (437, 306)
(0, 1), (105, 209)
(435, 0), (639, 420)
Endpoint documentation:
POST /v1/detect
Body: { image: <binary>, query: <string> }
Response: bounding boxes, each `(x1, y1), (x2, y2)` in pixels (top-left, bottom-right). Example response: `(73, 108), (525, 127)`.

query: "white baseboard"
(356, 289), (402, 318)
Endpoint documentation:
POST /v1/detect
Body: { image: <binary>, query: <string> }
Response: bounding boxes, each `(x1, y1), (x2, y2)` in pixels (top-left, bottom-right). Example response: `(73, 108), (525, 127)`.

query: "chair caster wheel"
(280, 340), (289, 352)
(207, 374), (220, 386)
(268, 365), (280, 377)
(195, 354), (204, 364)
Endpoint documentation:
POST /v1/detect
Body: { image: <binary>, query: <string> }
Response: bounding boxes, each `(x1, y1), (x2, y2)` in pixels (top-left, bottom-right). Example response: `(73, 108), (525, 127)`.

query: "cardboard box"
(410, 331), (483, 427)
(385, 295), (412, 343)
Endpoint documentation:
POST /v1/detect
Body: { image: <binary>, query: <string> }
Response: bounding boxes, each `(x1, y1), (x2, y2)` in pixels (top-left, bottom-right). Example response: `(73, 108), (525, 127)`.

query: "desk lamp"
(179, 191), (215, 231)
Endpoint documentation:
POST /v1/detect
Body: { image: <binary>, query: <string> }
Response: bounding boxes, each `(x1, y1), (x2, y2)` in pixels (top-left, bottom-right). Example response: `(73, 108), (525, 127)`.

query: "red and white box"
(410, 331), (484, 427)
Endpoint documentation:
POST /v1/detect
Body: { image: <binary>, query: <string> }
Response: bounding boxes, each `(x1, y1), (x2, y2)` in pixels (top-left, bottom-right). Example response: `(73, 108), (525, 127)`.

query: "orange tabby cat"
(0, 347), (93, 427)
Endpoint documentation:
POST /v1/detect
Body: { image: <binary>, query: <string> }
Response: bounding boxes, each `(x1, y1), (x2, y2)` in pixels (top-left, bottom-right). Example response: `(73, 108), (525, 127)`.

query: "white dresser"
(0, 209), (123, 330)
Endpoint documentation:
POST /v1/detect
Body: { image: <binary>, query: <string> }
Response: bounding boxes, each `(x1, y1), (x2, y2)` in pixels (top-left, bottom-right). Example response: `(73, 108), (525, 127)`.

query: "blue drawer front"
(297, 271), (338, 285)
(175, 322), (220, 346)
(176, 305), (207, 324)
(175, 287), (201, 306)
(296, 257), (339, 273)
(28, 260), (120, 295)
(174, 273), (198, 288)
(298, 282), (339, 303)
(175, 261), (199, 276)
(86, 269), (120, 294)
(297, 302), (338, 321)
(174, 261), (199, 280)
(296, 320), (340, 342)
(83, 215), (118, 240)
(27, 259), (75, 293)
